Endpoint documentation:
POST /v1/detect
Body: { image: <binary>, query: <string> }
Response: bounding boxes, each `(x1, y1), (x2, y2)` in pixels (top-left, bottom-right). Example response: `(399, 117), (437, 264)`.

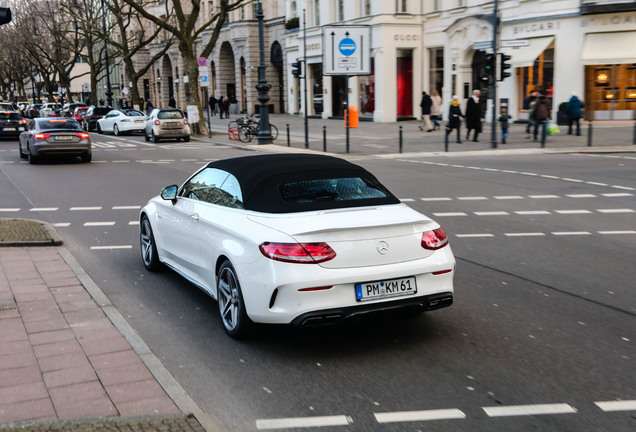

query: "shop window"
(517, 47), (554, 109)
(585, 63), (636, 120)
(359, 58), (375, 116)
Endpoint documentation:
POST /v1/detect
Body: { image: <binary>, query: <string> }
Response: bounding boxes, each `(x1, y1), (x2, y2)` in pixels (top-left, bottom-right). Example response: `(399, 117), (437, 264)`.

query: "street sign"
(200, 75), (209, 87)
(472, 41), (492, 51)
(501, 39), (530, 47)
(323, 25), (371, 75)
(198, 57), (207, 67)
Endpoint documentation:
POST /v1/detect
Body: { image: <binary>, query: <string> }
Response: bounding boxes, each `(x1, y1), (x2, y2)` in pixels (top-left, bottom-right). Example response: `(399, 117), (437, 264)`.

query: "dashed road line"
(483, 403), (577, 417)
(594, 400), (636, 412)
(70, 206), (102, 211)
(90, 245), (133, 250)
(83, 222), (116, 227)
(374, 408), (466, 423)
(256, 415), (353, 430)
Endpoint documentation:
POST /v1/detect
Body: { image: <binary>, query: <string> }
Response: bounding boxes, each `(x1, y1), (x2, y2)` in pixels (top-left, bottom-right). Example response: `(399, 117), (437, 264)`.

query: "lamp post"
(256, 0), (272, 144)
(100, 0), (113, 107)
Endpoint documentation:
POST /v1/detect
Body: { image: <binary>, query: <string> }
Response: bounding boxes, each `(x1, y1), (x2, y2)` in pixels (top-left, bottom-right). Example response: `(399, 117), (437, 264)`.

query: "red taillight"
(76, 133), (90, 139)
(432, 269), (453, 275)
(154, 119), (160, 125)
(421, 227), (449, 250)
(259, 242), (336, 264)
(183, 119), (188, 125)
(34, 133), (51, 140)
(19, 119), (27, 125)
(298, 286), (333, 292)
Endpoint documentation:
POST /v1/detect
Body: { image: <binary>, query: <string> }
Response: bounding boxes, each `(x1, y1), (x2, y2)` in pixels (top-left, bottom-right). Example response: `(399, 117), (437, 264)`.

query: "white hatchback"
(144, 108), (190, 142)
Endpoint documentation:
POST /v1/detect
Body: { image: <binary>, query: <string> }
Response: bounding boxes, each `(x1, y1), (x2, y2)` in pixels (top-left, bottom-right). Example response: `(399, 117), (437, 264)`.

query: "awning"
(582, 31), (636, 65)
(507, 36), (554, 68)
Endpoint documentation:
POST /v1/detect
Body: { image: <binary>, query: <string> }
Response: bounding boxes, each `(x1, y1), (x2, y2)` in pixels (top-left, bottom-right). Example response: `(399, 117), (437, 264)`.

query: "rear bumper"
(290, 292), (453, 326)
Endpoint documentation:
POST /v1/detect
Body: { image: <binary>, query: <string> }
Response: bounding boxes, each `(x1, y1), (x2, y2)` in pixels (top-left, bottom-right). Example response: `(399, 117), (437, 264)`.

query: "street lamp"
(255, 0), (273, 144)
(100, 0), (113, 107)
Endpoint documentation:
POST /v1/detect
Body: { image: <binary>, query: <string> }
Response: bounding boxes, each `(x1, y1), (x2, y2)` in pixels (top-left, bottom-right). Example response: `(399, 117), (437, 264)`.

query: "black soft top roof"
(206, 154), (400, 213)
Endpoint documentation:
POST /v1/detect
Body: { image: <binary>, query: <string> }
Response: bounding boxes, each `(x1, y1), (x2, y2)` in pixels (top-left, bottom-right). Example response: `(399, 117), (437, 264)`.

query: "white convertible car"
(140, 154), (455, 338)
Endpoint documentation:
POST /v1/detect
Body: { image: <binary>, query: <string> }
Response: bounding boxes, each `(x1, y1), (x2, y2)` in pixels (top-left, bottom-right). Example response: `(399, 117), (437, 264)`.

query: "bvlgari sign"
(580, 0), (636, 14)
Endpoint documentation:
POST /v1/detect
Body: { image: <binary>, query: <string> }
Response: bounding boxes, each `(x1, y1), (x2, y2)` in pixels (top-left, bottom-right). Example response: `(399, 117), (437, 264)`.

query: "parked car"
(81, 106), (111, 131)
(96, 109), (147, 135)
(139, 154), (455, 338)
(24, 103), (43, 119)
(144, 108), (190, 142)
(18, 118), (91, 164)
(39, 102), (59, 117)
(0, 111), (28, 139)
(0, 102), (16, 112)
(72, 106), (89, 124)
(62, 103), (88, 118)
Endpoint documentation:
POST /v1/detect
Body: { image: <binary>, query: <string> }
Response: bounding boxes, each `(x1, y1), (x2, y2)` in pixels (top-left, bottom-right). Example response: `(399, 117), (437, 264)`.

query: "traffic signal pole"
(490, 0), (499, 149)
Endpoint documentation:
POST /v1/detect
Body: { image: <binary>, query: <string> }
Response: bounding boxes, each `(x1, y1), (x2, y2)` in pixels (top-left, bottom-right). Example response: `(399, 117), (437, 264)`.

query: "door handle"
(191, 213), (200, 221)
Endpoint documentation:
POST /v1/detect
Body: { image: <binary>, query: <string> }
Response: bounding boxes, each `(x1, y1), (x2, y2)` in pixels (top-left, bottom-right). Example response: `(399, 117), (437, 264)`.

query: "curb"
(0, 218), (63, 247)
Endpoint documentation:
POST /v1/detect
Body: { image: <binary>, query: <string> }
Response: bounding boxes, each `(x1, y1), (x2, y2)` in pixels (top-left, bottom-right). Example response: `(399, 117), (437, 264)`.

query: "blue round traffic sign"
(339, 38), (356, 57)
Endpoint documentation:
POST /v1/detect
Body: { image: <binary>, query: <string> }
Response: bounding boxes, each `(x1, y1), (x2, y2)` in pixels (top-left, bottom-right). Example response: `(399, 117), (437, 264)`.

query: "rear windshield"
(280, 177), (391, 204)
(158, 110), (185, 120)
(38, 119), (82, 130)
(93, 108), (111, 115)
(122, 110), (145, 117)
(0, 112), (21, 120)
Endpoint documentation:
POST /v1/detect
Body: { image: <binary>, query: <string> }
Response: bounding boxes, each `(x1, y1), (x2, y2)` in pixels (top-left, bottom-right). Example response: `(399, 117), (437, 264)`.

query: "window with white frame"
(396, 0), (407, 13)
(362, 0), (371, 15)
(335, 0), (344, 21)
(313, 0), (320, 25)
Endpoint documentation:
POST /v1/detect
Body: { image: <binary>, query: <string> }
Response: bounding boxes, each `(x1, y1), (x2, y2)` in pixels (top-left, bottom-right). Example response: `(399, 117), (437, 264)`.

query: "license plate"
(54, 135), (73, 141)
(135, 120), (144, 123)
(3, 127), (15, 131)
(355, 276), (417, 302)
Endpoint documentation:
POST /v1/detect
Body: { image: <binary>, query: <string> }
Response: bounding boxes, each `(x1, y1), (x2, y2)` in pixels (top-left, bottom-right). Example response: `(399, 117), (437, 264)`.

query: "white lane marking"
(552, 231), (592, 236)
(256, 415), (352, 430)
(0, 208), (20, 212)
(504, 232), (546, 237)
(113, 205), (142, 210)
(529, 195), (559, 199)
(540, 175), (560, 179)
(456, 233), (494, 238)
(70, 206), (102, 211)
(611, 185), (635, 190)
(598, 230), (636, 235)
(51, 223), (71, 227)
(433, 212), (467, 217)
(562, 178), (584, 183)
(567, 194), (596, 198)
(421, 197), (452, 201)
(602, 193), (633, 197)
(515, 210), (551, 215)
(483, 403), (577, 417)
(474, 211), (509, 216)
(128, 221), (139, 225)
(400, 198), (415, 202)
(84, 222), (116, 227)
(30, 207), (58, 211)
(494, 196), (524, 200)
(90, 245), (133, 250)
(587, 182), (608, 186)
(457, 196), (488, 200)
(555, 210), (592, 214)
(597, 208), (634, 213)
(375, 408), (466, 423)
(112, 160), (130, 163)
(594, 400), (636, 412)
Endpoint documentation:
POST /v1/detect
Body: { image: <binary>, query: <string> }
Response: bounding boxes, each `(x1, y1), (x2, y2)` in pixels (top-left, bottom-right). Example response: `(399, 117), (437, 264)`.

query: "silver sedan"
(19, 118), (92, 164)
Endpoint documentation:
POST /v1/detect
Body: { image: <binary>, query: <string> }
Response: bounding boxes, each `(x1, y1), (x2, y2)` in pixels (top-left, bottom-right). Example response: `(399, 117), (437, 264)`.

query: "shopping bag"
(547, 121), (560, 135)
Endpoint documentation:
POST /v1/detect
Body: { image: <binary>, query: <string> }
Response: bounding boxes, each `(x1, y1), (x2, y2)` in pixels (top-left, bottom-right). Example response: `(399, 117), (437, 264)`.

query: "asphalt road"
(0, 132), (634, 431)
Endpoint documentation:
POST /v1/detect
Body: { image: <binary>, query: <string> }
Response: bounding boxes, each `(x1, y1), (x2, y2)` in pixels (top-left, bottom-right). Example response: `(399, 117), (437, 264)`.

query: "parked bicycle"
(228, 114), (278, 143)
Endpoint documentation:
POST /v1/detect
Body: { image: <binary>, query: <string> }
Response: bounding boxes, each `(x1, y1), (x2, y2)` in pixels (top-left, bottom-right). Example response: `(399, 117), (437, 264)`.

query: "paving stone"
(0, 397), (55, 423)
(0, 365), (42, 388)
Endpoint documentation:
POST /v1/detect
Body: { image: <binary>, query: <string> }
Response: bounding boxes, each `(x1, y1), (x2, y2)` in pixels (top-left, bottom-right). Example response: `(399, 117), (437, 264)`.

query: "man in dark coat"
(168, 96), (176, 108)
(419, 91), (433, 132)
(465, 89), (482, 142)
(209, 95), (217, 116)
(565, 92), (584, 136)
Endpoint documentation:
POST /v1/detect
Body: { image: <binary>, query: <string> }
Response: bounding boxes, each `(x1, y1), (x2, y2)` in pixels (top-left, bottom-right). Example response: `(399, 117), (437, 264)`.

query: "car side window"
(214, 174), (244, 209)
(179, 168), (229, 203)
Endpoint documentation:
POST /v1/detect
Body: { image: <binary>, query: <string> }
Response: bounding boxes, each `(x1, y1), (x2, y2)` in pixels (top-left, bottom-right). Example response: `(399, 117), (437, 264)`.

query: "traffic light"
(499, 53), (512, 81)
(481, 53), (496, 83)
(0, 7), (11, 26)
(291, 60), (303, 77)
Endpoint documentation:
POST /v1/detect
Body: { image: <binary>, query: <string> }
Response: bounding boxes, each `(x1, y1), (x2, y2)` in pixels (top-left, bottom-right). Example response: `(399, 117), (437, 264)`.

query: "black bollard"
(444, 128), (449, 152)
(587, 121), (593, 147)
(399, 126), (403, 153)
(286, 123), (290, 147)
(633, 119), (636, 145)
(323, 126), (327, 152)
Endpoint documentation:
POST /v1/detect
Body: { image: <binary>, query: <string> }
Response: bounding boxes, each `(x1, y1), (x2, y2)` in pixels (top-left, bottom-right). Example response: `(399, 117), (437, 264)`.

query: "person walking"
(222, 96), (230, 119)
(431, 90), (442, 131)
(168, 96), (176, 108)
(209, 95), (217, 116)
(465, 89), (482, 142)
(532, 94), (551, 145)
(525, 90), (539, 138)
(445, 95), (464, 144)
(565, 92), (584, 136)
(145, 98), (154, 116)
(499, 108), (512, 144)
(419, 91), (433, 132)
(218, 95), (225, 119)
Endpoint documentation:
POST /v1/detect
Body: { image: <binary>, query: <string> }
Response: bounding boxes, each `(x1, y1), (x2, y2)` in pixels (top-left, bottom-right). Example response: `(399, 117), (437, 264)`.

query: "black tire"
(270, 124), (279, 140)
(140, 215), (162, 271)
(96, 123), (103, 134)
(81, 153), (92, 163)
(27, 147), (39, 165)
(151, 131), (160, 143)
(217, 260), (252, 338)
(113, 124), (120, 136)
(237, 126), (251, 143)
(183, 135), (190, 142)
(18, 142), (27, 159)
(144, 130), (150, 142)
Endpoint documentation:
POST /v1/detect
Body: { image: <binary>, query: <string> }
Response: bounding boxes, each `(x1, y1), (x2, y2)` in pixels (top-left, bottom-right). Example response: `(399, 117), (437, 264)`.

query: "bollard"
(633, 119), (636, 145)
(587, 121), (593, 147)
(286, 123), (290, 147)
(323, 126), (327, 152)
(399, 126), (403, 153)
(444, 128), (449, 152)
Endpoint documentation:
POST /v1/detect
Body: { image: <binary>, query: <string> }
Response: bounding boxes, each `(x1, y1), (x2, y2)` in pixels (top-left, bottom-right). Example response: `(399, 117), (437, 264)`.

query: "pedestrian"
(209, 95), (217, 116)
(445, 95), (464, 144)
(431, 90), (442, 131)
(565, 92), (584, 136)
(499, 108), (512, 144)
(525, 90), (539, 138)
(465, 89), (482, 142)
(145, 98), (154, 116)
(532, 94), (551, 145)
(218, 95), (224, 119)
(222, 96), (230, 119)
(168, 96), (176, 108)
(419, 91), (433, 132)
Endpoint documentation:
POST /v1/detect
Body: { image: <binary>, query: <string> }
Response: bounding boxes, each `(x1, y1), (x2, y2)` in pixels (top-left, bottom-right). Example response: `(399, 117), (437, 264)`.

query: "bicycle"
(228, 115), (278, 143)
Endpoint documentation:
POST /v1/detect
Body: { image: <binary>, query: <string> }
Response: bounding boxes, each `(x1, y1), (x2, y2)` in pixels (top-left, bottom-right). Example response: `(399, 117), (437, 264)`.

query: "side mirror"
(160, 185), (178, 204)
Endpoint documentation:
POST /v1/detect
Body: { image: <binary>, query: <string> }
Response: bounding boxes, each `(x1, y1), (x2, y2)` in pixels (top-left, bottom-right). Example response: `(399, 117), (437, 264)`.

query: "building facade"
(285, 0), (636, 123)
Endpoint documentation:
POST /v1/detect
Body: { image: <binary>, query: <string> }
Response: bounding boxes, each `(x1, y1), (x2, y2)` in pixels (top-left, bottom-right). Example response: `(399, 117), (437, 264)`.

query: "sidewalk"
(0, 220), (224, 432)
(202, 113), (636, 156)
